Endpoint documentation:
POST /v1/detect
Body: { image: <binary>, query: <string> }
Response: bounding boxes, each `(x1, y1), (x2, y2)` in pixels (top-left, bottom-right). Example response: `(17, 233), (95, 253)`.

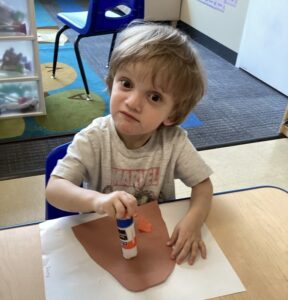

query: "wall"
(180, 0), (250, 52)
(145, 0), (182, 21)
(236, 0), (288, 95)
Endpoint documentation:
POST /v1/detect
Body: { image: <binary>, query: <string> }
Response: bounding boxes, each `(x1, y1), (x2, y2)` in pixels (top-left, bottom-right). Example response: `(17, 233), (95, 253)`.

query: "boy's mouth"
(120, 111), (140, 122)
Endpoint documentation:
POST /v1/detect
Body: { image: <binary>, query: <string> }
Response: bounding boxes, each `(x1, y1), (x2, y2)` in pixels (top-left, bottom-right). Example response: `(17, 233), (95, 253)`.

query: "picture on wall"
(0, 0), (30, 36)
(0, 80), (41, 117)
(0, 40), (34, 78)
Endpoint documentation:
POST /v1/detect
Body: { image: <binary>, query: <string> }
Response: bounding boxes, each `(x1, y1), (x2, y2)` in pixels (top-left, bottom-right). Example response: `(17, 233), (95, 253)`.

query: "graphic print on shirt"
(103, 167), (160, 204)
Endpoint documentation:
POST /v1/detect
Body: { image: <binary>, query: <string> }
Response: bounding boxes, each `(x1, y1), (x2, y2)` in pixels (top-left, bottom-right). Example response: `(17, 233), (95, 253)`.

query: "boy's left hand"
(166, 213), (206, 265)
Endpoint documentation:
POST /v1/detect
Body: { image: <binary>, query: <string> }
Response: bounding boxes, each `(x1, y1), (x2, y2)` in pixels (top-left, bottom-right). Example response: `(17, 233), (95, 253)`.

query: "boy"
(46, 22), (213, 265)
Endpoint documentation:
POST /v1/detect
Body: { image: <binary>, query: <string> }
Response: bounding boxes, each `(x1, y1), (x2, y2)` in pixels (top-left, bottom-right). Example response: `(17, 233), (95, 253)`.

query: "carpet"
(34, 0), (57, 27)
(185, 41), (288, 149)
(0, 43), (110, 143)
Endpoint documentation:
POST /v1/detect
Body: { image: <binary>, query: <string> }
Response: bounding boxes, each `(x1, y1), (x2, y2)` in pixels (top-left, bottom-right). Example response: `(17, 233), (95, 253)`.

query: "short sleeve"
(174, 134), (212, 187)
(51, 131), (95, 186)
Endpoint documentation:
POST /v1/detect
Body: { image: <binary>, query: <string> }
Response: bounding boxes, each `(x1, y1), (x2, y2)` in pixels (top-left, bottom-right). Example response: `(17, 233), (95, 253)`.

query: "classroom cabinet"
(0, 0), (45, 119)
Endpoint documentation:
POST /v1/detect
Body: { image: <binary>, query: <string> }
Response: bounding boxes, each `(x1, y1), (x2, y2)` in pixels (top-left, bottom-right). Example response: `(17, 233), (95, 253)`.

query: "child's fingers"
(113, 201), (127, 219)
(169, 233), (186, 260)
(124, 194), (137, 217)
(175, 240), (191, 264)
(188, 241), (199, 265)
(188, 240), (206, 265)
(113, 192), (137, 218)
(199, 240), (207, 259)
(166, 228), (178, 246)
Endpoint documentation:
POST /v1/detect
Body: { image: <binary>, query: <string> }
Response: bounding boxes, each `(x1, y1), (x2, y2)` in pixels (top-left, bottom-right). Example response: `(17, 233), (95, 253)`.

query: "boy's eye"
(120, 79), (132, 89)
(149, 93), (161, 102)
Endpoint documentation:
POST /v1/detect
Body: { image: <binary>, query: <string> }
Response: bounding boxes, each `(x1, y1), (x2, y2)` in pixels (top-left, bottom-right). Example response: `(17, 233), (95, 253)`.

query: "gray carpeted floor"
(0, 136), (73, 180)
(0, 0), (287, 180)
(185, 41), (287, 149)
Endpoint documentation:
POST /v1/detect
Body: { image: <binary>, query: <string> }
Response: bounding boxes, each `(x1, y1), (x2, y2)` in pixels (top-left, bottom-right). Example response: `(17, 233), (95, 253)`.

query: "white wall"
(236, 0), (288, 96)
(180, 0), (250, 52)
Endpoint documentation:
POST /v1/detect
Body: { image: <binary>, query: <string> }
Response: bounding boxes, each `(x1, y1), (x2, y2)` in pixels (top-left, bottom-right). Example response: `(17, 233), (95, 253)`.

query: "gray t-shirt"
(52, 115), (212, 204)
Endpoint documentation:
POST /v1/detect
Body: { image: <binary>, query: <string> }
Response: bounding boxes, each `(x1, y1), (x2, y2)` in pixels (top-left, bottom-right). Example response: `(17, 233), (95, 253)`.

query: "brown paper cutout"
(72, 201), (175, 292)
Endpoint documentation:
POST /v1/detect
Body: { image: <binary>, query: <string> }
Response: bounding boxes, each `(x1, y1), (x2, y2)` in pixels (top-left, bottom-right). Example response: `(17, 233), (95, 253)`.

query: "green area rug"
(0, 43), (110, 143)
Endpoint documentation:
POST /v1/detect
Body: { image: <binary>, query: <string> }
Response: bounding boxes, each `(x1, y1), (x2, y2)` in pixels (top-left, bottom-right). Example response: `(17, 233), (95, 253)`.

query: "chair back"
(84, 0), (144, 34)
(45, 142), (78, 220)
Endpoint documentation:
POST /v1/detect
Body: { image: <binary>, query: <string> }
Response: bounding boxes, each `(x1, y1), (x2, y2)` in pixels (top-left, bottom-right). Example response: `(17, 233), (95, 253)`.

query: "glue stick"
(116, 217), (138, 259)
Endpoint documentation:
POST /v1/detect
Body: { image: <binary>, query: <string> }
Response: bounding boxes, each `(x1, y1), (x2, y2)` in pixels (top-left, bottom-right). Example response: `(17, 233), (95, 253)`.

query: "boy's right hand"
(93, 191), (137, 219)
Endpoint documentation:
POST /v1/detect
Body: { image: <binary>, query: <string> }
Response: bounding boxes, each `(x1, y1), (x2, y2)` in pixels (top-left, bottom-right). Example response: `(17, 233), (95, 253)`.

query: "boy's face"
(110, 62), (175, 149)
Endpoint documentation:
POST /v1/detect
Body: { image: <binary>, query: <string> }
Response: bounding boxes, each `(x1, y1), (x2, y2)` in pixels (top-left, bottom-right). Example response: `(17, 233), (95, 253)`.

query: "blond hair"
(106, 22), (206, 125)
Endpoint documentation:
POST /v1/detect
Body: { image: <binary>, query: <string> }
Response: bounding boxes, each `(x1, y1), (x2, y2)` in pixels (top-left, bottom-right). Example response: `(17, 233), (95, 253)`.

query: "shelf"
(0, 0), (45, 119)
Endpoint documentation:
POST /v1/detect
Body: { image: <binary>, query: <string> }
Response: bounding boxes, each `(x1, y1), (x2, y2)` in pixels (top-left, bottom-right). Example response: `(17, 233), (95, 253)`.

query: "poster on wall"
(198, 0), (225, 12)
(198, 0), (238, 11)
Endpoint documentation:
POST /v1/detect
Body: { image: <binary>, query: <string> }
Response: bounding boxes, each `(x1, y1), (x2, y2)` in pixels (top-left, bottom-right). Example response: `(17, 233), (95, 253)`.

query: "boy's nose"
(126, 93), (142, 111)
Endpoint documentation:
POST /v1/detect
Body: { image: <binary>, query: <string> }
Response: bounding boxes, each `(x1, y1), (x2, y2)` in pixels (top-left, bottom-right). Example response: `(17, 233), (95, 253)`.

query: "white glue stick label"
(117, 217), (138, 259)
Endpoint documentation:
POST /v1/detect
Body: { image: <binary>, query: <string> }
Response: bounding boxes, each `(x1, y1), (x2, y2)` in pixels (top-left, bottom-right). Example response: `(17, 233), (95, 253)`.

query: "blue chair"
(52, 0), (144, 100)
(45, 142), (78, 220)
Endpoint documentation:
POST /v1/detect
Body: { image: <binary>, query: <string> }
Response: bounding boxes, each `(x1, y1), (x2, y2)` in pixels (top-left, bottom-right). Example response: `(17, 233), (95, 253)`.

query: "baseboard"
(177, 21), (237, 65)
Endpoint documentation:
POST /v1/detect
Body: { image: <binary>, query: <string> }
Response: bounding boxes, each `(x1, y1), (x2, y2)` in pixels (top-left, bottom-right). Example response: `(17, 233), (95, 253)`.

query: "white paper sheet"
(40, 200), (245, 300)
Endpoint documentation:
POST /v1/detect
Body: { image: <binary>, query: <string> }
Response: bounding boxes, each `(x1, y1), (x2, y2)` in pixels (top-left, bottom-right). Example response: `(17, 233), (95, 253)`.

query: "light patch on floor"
(175, 139), (288, 199)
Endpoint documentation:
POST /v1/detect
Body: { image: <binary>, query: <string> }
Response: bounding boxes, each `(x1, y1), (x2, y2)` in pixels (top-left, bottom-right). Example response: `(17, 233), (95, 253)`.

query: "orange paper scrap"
(135, 213), (152, 232)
